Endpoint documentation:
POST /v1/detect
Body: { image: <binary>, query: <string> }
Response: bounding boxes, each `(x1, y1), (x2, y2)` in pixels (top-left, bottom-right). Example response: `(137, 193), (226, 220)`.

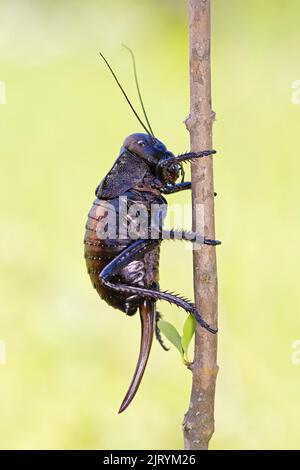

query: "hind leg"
(99, 239), (217, 333)
(155, 311), (169, 351)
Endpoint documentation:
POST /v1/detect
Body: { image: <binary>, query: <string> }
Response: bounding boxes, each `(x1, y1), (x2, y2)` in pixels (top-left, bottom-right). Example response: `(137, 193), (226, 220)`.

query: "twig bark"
(182, 0), (219, 450)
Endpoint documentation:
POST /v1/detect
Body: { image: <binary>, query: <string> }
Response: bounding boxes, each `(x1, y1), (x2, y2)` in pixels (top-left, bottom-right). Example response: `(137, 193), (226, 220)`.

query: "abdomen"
(84, 197), (131, 311)
(84, 194), (161, 314)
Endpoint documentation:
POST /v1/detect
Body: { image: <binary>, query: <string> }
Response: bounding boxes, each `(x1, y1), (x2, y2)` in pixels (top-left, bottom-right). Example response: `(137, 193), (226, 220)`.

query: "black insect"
(84, 48), (220, 413)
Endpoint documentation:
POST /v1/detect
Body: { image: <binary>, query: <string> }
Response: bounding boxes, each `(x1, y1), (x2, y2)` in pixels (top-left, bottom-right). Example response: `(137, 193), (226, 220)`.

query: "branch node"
(184, 113), (192, 131)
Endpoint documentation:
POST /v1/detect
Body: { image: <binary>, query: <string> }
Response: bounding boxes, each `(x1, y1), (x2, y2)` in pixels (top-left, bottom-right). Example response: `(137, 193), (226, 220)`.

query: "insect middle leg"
(150, 225), (221, 245)
(159, 229), (221, 246)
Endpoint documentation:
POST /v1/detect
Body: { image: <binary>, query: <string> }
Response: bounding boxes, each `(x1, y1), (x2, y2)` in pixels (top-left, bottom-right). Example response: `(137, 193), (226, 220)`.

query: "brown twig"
(182, 0), (219, 450)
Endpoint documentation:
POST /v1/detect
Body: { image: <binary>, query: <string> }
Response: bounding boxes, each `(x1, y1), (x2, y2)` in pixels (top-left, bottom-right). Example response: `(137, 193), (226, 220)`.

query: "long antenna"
(122, 45), (155, 137)
(99, 52), (152, 136)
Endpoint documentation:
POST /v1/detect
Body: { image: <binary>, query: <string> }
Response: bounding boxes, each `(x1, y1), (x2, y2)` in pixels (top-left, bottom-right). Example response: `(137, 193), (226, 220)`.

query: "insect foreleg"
(162, 182), (217, 196)
(162, 182), (191, 194)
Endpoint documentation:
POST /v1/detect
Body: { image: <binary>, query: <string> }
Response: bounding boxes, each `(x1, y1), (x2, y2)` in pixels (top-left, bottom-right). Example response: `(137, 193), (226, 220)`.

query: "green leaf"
(157, 320), (183, 358)
(181, 314), (196, 358)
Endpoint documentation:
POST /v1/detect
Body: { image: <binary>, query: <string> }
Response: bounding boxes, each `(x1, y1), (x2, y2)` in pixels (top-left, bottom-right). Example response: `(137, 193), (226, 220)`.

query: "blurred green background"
(1, 0), (300, 450)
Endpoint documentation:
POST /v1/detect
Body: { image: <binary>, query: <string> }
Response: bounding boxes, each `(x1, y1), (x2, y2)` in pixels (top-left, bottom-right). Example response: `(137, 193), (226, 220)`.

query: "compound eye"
(137, 140), (146, 147)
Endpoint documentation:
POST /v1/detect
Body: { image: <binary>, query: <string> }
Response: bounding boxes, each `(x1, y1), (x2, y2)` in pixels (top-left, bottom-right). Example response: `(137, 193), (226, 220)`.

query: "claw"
(204, 238), (221, 246)
(193, 310), (218, 334)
